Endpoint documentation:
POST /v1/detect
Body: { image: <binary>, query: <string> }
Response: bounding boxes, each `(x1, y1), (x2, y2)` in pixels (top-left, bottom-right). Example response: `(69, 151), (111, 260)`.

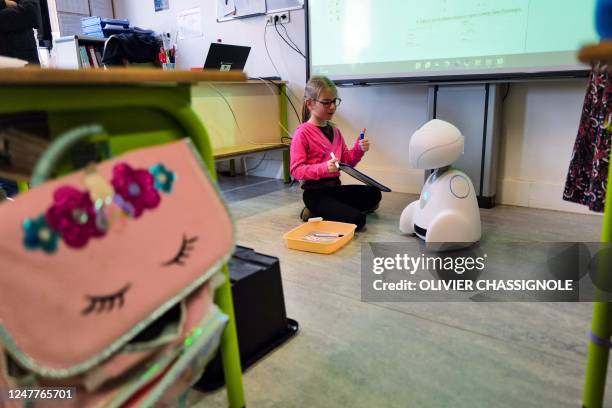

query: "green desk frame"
(0, 70), (246, 408)
(579, 43), (612, 408)
(583, 163), (612, 408)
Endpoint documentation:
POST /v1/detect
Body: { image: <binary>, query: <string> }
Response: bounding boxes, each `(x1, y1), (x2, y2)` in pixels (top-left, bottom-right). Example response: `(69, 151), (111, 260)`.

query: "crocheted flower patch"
(23, 162), (176, 254)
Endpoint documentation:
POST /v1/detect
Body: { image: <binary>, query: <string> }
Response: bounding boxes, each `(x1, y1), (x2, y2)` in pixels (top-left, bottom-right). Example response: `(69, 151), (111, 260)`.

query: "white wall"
(499, 80), (593, 214)
(114, 1), (596, 214)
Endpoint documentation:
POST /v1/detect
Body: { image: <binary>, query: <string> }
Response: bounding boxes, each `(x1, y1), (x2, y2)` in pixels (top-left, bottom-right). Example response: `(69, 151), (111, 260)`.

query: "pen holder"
(162, 62), (176, 70)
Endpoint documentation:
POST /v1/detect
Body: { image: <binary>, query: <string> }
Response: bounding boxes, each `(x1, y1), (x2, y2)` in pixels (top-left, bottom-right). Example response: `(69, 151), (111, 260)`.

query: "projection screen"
(306, 0), (599, 83)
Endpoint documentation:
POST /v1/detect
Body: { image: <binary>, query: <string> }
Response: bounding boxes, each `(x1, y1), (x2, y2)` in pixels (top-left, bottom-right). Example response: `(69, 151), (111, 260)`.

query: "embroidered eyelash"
(82, 284), (131, 315)
(162, 235), (198, 266)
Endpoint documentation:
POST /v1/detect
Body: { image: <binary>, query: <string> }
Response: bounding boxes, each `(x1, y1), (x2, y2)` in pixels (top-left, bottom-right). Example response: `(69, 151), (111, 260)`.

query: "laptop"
(203, 43), (251, 71)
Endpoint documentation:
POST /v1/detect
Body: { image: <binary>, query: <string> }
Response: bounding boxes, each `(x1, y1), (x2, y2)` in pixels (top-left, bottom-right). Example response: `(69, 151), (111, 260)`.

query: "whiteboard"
(266, 0), (303, 13)
(217, 0), (302, 21)
(234, 0), (266, 18)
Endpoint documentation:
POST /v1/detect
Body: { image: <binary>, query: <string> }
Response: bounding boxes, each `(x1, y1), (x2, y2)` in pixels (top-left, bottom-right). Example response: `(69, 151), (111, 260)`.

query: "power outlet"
(266, 11), (290, 25)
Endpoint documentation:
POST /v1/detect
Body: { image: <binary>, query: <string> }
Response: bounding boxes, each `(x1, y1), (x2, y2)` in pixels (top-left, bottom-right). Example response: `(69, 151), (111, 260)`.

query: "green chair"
(0, 70), (246, 407)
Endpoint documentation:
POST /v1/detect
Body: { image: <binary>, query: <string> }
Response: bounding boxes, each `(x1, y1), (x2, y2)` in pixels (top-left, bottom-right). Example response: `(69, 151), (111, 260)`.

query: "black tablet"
(338, 163), (392, 192)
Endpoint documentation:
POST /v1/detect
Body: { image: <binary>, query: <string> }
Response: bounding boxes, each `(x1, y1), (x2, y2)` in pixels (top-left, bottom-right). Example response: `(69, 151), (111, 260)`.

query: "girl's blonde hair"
(302, 75), (337, 123)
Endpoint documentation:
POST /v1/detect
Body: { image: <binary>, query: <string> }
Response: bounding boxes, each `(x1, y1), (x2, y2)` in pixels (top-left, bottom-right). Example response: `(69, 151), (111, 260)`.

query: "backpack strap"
(30, 124), (108, 187)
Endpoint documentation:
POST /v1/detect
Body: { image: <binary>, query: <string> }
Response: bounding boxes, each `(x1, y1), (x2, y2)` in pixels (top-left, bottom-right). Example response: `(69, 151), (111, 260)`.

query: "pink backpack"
(0, 126), (235, 407)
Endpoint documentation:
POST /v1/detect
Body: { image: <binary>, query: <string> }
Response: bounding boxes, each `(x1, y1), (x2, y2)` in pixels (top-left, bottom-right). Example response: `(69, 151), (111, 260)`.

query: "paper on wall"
(177, 7), (203, 40)
(233, 0), (266, 17)
(222, 0), (236, 17)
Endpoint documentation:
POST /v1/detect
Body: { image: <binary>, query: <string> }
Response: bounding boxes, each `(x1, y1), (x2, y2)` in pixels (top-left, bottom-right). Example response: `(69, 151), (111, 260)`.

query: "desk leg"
(279, 84), (291, 184)
(283, 150), (290, 183)
(169, 106), (246, 408)
(229, 159), (236, 177)
(216, 264), (246, 408)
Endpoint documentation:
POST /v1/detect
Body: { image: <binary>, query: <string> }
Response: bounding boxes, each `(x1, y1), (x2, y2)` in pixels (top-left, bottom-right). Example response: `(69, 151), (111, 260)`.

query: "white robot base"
(400, 166), (481, 251)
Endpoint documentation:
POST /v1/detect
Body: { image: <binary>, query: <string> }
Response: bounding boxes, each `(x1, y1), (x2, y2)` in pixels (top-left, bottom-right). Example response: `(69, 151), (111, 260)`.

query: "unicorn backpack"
(0, 126), (235, 407)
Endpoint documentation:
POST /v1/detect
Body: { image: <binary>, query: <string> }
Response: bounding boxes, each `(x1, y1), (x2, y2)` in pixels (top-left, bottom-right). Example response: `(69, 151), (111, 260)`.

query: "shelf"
(578, 41), (612, 64)
(213, 143), (288, 160)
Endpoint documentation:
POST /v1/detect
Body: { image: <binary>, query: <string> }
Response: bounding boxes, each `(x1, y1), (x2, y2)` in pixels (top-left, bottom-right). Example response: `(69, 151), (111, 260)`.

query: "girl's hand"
(359, 138), (370, 152)
(327, 157), (339, 173)
(5, 0), (18, 7)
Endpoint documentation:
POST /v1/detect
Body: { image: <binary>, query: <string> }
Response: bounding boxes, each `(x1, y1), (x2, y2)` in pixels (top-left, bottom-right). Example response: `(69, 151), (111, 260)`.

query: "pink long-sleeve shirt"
(290, 122), (364, 183)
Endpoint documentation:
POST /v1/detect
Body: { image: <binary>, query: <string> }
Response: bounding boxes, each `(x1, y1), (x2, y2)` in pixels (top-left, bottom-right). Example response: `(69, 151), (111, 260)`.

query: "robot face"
(409, 119), (464, 169)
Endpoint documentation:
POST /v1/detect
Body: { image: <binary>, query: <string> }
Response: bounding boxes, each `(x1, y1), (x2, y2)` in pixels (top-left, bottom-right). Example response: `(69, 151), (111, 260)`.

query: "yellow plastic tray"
(283, 220), (357, 254)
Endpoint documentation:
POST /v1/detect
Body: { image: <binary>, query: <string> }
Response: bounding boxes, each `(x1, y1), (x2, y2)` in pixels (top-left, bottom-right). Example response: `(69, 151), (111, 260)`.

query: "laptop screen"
(203, 43), (251, 71)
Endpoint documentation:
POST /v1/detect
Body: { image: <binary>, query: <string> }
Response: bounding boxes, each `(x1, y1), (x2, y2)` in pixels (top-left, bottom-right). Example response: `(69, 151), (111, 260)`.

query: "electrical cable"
(209, 82), (292, 178)
(280, 21), (305, 58)
(206, 82), (242, 135)
(203, 22), (297, 183)
(261, 22), (305, 117)
(502, 83), (511, 102)
(274, 20), (305, 58)
(274, 23), (302, 56)
(253, 77), (300, 146)
(207, 82), (287, 146)
(247, 153), (267, 172)
(263, 22), (283, 79)
(256, 76), (301, 124)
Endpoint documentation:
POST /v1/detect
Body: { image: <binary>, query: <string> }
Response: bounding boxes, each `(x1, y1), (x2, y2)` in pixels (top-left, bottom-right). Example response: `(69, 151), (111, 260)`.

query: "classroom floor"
(189, 175), (610, 408)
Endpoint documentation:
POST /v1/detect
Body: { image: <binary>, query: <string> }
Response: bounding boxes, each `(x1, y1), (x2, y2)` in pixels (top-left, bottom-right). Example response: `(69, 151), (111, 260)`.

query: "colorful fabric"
(0, 139), (234, 407)
(563, 64), (611, 212)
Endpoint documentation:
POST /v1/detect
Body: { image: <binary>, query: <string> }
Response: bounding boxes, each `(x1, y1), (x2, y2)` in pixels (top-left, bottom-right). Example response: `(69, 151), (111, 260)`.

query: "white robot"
(399, 119), (481, 250)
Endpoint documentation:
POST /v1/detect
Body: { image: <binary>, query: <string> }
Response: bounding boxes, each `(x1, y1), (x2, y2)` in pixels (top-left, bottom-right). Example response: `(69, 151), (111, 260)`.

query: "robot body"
(400, 119), (482, 250)
(400, 167), (481, 250)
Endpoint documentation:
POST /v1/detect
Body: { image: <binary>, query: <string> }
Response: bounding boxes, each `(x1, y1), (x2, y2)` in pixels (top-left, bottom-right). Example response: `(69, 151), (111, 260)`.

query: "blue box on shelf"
(81, 17), (131, 38)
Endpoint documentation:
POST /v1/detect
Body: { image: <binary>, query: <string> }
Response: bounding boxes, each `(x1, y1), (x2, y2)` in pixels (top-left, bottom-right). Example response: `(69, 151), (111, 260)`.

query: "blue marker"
(359, 128), (366, 140)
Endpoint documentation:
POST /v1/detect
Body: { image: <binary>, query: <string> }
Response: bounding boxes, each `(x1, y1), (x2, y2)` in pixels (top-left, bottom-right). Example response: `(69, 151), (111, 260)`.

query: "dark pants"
(303, 185), (382, 230)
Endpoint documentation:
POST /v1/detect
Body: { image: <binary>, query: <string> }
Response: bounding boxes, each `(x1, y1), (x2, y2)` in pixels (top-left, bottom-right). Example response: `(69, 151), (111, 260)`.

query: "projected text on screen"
(308, 0), (598, 81)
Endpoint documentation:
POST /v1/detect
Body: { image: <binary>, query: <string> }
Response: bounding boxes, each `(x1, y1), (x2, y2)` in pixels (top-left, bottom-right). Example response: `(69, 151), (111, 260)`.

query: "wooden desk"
(0, 67), (246, 408)
(0, 70), (292, 182)
(192, 80), (291, 182)
(0, 67), (244, 84)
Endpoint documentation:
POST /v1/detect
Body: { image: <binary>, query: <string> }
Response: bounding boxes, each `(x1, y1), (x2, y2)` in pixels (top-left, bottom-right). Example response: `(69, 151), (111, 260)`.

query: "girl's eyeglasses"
(315, 97), (342, 107)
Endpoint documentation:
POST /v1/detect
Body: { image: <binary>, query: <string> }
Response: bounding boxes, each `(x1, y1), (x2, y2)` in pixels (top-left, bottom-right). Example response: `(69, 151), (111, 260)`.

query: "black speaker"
(194, 246), (298, 390)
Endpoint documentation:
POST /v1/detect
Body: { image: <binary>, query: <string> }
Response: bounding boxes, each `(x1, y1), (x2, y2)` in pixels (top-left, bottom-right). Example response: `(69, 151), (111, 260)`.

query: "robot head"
(408, 119), (464, 169)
